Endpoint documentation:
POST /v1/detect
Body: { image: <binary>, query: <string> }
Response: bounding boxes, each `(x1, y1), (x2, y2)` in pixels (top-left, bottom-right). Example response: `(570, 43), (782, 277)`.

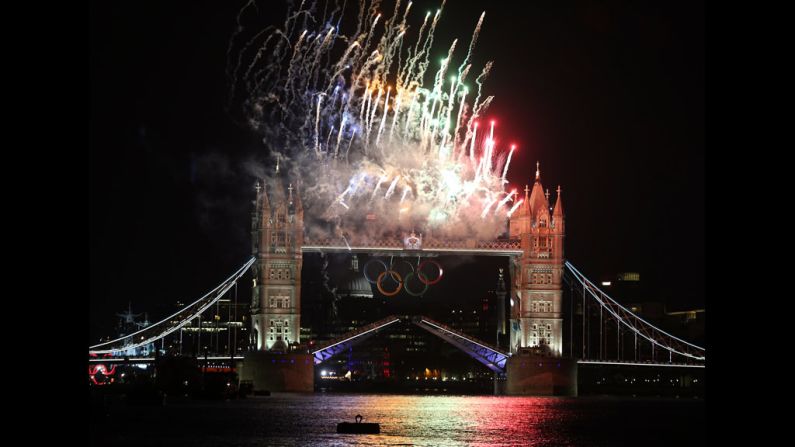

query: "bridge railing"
(311, 315), (403, 352)
(310, 315), (403, 364)
(412, 316), (510, 372)
(413, 316), (509, 356)
(302, 237), (521, 251)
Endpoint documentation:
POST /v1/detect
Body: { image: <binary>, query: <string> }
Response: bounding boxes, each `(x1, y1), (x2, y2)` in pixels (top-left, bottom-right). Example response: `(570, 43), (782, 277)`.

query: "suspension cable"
(582, 279), (585, 359)
(565, 262), (704, 361)
(89, 257), (255, 354)
(599, 305), (603, 360)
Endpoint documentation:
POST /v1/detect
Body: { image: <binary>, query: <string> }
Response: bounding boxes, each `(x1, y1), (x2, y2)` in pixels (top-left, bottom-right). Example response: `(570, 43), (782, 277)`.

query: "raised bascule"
(240, 162), (576, 395)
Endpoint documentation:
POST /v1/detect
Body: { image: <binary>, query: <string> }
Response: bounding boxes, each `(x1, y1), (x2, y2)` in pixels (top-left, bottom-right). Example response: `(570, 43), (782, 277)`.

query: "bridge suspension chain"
(563, 262), (705, 363)
(88, 257), (256, 355)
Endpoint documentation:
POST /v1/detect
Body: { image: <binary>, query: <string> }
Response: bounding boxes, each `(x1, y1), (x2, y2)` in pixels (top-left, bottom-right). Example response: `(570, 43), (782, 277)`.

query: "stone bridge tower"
(250, 173), (304, 351)
(508, 163), (565, 357)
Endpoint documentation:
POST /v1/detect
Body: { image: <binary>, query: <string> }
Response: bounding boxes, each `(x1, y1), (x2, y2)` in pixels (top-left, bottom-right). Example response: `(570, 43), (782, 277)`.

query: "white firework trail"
(502, 144), (516, 182)
(507, 199), (525, 217)
(384, 175), (400, 199)
(480, 197), (497, 219)
(494, 190), (517, 215)
(229, 0), (524, 239)
(342, 234), (352, 251)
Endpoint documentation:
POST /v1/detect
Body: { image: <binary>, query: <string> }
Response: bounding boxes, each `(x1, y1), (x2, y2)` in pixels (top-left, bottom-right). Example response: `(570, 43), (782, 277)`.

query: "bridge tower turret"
(508, 163), (565, 357)
(250, 174), (304, 351)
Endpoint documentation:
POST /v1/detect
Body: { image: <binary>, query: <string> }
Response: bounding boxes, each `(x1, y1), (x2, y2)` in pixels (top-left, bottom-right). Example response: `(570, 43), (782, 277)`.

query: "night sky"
(90, 1), (704, 342)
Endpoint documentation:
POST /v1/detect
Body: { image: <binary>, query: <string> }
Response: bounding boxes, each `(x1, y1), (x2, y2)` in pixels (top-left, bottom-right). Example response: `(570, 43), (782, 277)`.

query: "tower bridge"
(89, 165), (705, 395)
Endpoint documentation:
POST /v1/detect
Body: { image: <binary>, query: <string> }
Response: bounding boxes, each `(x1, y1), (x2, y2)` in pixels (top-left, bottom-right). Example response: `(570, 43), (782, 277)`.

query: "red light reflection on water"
(327, 395), (562, 446)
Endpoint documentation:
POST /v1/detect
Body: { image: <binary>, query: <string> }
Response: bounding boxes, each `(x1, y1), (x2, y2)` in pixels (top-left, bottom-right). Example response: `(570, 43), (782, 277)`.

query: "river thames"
(90, 393), (705, 446)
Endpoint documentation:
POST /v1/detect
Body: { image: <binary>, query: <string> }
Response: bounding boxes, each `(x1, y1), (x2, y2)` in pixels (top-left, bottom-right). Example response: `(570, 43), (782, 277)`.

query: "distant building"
(170, 298), (249, 357)
(600, 272), (645, 304)
(664, 308), (705, 345)
(337, 255), (374, 299)
(617, 272), (640, 282)
(598, 271), (703, 344)
(112, 302), (155, 356)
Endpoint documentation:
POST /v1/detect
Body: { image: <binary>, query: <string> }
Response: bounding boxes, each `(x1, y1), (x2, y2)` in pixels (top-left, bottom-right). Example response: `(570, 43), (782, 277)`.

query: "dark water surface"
(91, 393), (705, 446)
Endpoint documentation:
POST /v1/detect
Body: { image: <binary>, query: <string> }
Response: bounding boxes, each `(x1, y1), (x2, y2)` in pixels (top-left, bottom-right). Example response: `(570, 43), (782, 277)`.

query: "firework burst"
(229, 0), (517, 239)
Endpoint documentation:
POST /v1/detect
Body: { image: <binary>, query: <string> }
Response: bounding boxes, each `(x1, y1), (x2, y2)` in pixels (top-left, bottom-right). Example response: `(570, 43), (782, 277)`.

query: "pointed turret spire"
(516, 183), (530, 216)
(553, 185), (564, 217)
(253, 181), (263, 218)
(527, 166), (549, 218)
(258, 178), (271, 233)
(260, 178), (270, 212)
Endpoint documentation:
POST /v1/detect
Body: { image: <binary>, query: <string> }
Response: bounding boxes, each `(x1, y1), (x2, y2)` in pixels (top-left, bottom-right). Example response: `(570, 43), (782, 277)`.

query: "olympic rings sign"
(363, 258), (444, 297)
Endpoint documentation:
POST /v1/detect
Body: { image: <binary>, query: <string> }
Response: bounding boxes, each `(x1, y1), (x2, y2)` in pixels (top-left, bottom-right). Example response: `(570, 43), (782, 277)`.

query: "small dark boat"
(337, 414), (380, 434)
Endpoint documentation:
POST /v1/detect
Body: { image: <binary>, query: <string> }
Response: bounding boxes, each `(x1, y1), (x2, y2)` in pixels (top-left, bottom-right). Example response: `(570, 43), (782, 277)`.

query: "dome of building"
(338, 255), (374, 299)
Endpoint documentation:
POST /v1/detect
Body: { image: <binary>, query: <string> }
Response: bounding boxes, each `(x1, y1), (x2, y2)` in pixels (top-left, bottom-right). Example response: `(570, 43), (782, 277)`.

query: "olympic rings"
(376, 270), (403, 296)
(417, 259), (444, 285)
(366, 257), (443, 296)
(363, 259), (388, 284)
(403, 271), (430, 297)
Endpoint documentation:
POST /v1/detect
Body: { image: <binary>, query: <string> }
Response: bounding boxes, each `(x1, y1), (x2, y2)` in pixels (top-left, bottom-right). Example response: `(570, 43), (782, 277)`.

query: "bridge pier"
(493, 372), (507, 395)
(240, 352), (314, 393)
(505, 352), (577, 396)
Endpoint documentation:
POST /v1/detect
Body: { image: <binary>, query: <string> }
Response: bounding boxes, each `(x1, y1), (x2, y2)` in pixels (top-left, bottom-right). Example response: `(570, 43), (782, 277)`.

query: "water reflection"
(92, 393), (704, 446)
